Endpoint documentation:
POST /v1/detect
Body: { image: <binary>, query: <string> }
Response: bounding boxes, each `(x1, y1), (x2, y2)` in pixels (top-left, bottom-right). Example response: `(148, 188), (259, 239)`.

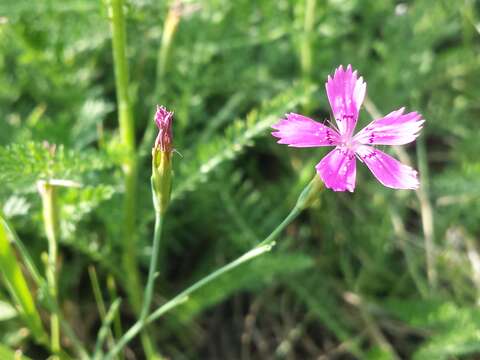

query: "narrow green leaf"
(0, 217), (47, 344)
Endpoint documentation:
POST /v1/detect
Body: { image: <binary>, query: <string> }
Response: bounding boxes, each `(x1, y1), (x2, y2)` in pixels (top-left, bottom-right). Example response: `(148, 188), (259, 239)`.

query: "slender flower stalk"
(106, 1), (158, 357)
(416, 136), (437, 288)
(105, 176), (322, 359)
(38, 181), (61, 357)
(300, 0), (316, 82)
(141, 106), (174, 321)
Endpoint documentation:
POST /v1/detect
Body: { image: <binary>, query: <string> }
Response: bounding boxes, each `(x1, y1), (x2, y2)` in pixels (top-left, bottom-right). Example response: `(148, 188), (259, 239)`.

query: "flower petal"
(272, 113), (340, 147)
(354, 108), (424, 145)
(325, 64), (366, 137)
(356, 145), (419, 189)
(316, 147), (356, 192)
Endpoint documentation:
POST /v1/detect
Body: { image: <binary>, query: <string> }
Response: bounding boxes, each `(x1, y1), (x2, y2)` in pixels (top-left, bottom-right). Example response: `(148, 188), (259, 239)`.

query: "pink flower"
(154, 105), (173, 152)
(272, 65), (424, 192)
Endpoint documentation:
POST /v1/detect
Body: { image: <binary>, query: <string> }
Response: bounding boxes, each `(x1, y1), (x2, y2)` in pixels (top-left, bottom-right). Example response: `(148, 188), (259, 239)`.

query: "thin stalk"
(94, 299), (122, 360)
(106, 0), (158, 357)
(39, 181), (61, 356)
(300, 0), (316, 82)
(89, 267), (117, 356)
(107, 274), (124, 359)
(105, 177), (321, 359)
(389, 207), (429, 298)
(140, 210), (163, 320)
(416, 136), (437, 289)
(299, 0), (316, 113)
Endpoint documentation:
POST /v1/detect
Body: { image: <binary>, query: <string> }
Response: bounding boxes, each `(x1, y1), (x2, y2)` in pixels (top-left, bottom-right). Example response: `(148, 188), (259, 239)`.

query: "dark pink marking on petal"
(316, 147), (356, 192)
(325, 65), (366, 138)
(356, 145), (419, 189)
(354, 108), (424, 146)
(271, 113), (340, 147)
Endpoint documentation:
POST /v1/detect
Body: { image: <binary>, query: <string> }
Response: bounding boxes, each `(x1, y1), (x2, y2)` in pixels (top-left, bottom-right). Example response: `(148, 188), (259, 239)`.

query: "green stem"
(300, 0), (316, 82)
(107, 1), (159, 357)
(105, 176), (320, 359)
(107, 275), (124, 360)
(141, 209), (163, 320)
(416, 136), (437, 289)
(39, 182), (61, 357)
(89, 267), (117, 357)
(299, 0), (316, 113)
(94, 299), (122, 360)
(389, 207), (429, 298)
(107, 0), (140, 308)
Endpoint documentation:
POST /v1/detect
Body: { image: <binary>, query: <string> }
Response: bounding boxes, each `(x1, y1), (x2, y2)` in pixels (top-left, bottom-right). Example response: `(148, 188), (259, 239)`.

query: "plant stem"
(39, 181), (61, 357)
(300, 0), (316, 82)
(107, 275), (124, 359)
(389, 207), (429, 298)
(141, 210), (163, 320)
(107, 0), (140, 307)
(416, 136), (437, 289)
(107, 1), (159, 357)
(105, 176), (321, 359)
(89, 267), (117, 357)
(299, 0), (316, 113)
(94, 299), (122, 360)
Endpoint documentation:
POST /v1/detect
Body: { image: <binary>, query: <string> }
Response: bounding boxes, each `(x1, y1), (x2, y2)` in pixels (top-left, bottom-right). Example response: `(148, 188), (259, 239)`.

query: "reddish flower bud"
(154, 105), (173, 152)
(152, 105), (174, 214)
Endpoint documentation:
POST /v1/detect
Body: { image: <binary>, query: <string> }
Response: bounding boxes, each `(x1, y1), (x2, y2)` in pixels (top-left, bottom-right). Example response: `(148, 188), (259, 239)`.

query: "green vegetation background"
(0, 0), (479, 359)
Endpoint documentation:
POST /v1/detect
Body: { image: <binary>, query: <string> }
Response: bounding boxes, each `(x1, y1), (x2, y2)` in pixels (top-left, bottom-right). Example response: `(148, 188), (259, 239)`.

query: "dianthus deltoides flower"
(152, 105), (174, 214)
(272, 65), (424, 192)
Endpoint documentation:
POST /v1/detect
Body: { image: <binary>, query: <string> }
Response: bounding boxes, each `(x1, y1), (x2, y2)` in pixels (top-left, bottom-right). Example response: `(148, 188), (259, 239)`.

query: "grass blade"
(0, 216), (48, 345)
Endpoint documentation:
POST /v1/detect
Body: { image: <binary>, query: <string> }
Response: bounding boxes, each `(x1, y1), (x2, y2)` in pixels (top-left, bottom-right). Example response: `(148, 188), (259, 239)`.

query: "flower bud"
(152, 106), (173, 214)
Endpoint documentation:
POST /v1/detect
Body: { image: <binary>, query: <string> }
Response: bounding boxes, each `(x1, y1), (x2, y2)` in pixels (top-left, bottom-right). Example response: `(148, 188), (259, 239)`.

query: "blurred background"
(1, 0), (480, 359)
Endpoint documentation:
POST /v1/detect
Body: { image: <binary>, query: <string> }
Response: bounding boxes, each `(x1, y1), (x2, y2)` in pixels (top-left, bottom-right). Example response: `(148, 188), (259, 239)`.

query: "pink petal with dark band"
(315, 147), (356, 192)
(272, 113), (340, 147)
(354, 108), (424, 146)
(356, 146), (419, 189)
(325, 65), (366, 137)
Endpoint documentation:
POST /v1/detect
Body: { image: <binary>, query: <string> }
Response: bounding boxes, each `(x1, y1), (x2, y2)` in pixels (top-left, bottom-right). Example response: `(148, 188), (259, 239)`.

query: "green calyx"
(151, 147), (172, 215)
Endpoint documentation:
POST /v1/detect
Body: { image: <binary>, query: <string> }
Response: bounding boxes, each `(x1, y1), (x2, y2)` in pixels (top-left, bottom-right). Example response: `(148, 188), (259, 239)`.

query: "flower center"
(339, 134), (359, 152)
